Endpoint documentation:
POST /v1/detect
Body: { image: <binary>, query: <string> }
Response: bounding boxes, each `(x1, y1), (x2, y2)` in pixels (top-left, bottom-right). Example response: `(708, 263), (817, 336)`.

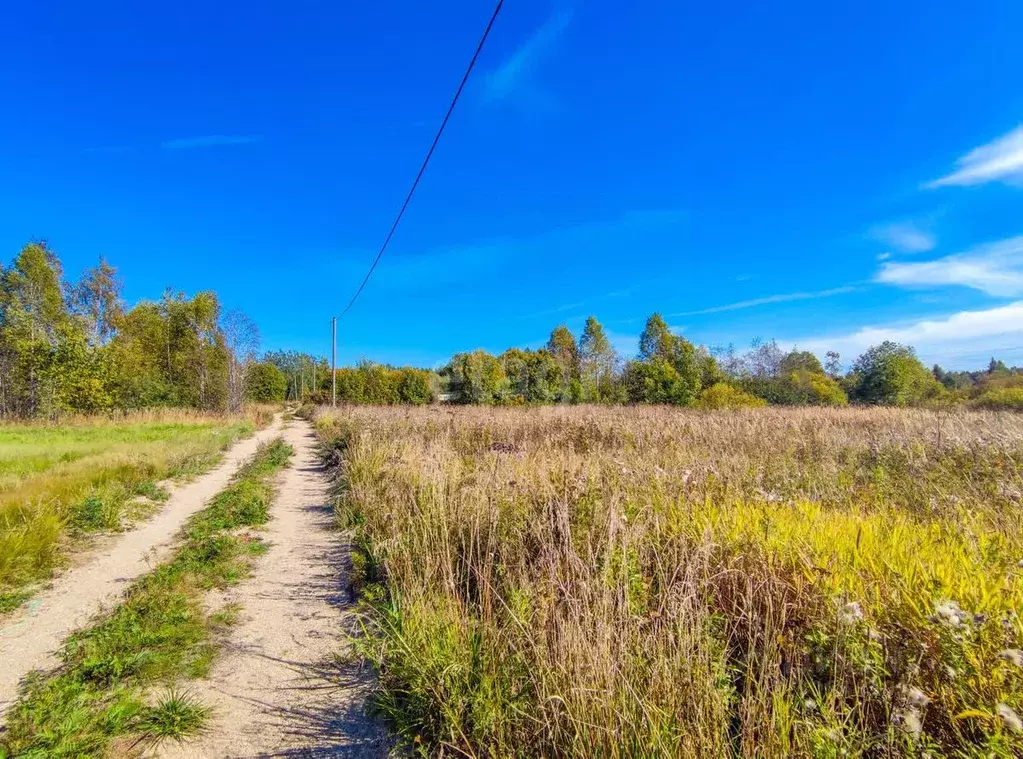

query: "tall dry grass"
(315, 405), (1023, 758)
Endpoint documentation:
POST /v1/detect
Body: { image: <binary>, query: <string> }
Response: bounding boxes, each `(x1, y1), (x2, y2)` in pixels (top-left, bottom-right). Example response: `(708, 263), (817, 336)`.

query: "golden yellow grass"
(0, 408), (269, 608)
(315, 405), (1023, 758)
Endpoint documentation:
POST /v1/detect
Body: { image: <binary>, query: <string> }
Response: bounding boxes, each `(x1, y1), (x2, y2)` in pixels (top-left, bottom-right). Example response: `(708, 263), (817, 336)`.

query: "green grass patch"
(0, 415), (254, 612)
(0, 438), (293, 758)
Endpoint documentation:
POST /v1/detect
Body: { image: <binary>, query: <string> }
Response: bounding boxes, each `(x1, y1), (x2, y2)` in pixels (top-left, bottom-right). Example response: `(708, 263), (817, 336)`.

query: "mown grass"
(0, 437), (293, 758)
(315, 405), (1023, 758)
(0, 409), (272, 613)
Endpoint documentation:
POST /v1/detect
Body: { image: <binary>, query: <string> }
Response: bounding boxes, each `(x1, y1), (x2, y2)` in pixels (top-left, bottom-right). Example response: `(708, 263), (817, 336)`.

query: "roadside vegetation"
(0, 438), (292, 758)
(0, 410), (274, 614)
(317, 405), (1023, 757)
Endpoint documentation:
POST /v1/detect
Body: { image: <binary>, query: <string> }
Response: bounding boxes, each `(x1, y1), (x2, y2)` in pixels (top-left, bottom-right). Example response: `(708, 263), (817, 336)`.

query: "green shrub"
(446, 350), (509, 405)
(788, 371), (848, 406)
(623, 357), (700, 406)
(244, 363), (287, 403)
(741, 372), (847, 406)
(971, 386), (1023, 411)
(850, 341), (945, 406)
(333, 364), (435, 405)
(397, 369), (435, 404)
(696, 382), (767, 410)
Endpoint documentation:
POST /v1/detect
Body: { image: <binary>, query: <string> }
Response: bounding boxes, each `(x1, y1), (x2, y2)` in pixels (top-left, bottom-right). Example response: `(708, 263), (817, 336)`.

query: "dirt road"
(154, 419), (389, 758)
(0, 417), (283, 720)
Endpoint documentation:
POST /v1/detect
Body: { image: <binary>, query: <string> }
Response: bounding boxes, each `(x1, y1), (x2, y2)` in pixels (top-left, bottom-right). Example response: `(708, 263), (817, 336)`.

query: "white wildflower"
(804, 698), (817, 712)
(998, 649), (1023, 668)
(838, 601), (864, 625)
(997, 703), (1022, 733)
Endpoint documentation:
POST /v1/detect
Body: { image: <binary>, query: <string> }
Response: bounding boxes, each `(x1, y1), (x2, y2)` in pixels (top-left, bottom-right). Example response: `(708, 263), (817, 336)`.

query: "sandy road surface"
(0, 416), (283, 721)
(155, 419), (389, 758)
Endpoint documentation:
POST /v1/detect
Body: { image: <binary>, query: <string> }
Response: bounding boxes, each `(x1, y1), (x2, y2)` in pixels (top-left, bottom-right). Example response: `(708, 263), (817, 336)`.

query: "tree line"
(4, 241), (1020, 417)
(266, 313), (1021, 411)
(0, 242), (261, 418)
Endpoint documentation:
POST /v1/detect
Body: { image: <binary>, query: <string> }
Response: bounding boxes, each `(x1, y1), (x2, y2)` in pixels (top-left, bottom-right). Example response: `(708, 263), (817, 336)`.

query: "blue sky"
(3, 1), (1023, 370)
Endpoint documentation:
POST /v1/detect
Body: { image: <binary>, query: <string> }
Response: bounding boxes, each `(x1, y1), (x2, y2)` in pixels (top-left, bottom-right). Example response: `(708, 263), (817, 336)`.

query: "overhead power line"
(336, 0), (505, 319)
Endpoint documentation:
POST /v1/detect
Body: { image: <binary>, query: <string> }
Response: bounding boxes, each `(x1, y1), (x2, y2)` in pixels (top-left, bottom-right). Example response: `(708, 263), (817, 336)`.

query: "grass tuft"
(136, 690), (211, 745)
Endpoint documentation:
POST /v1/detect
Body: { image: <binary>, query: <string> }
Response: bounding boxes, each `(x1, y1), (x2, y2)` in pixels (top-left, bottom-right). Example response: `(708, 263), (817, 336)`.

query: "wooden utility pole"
(331, 317), (337, 407)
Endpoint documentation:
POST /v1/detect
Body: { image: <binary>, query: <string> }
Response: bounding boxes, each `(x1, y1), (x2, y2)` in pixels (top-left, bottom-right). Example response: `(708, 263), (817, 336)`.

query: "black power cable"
(336, 0), (505, 319)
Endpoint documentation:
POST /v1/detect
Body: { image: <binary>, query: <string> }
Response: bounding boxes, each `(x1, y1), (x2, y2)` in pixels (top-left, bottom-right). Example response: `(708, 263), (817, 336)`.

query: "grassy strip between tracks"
(0, 437), (293, 759)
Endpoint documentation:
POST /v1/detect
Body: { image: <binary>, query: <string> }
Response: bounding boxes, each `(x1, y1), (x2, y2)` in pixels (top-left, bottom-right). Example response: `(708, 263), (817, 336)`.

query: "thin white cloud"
(869, 221), (935, 253)
(877, 236), (1023, 296)
(162, 135), (263, 150)
(796, 301), (1023, 368)
(484, 9), (572, 101)
(927, 125), (1023, 188)
(671, 286), (857, 317)
(523, 287), (635, 320)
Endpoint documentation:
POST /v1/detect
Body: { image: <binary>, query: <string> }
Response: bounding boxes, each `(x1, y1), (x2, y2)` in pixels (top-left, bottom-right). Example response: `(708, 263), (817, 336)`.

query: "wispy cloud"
(161, 135), (263, 150)
(669, 286), (857, 317)
(869, 221), (935, 253)
(524, 288), (633, 320)
(877, 236), (1023, 296)
(796, 301), (1023, 368)
(484, 9), (572, 102)
(927, 125), (1023, 188)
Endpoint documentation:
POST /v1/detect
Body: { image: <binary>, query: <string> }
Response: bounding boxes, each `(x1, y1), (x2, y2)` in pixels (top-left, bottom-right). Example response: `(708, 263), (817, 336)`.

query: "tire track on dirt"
(0, 416), (284, 721)
(154, 419), (389, 758)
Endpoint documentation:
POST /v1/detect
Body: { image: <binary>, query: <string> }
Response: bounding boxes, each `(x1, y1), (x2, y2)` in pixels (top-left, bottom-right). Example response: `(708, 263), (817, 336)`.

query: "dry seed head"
(997, 703), (1022, 733)
(894, 708), (923, 740)
(901, 685), (930, 708)
(838, 601), (864, 625)
(998, 649), (1023, 668)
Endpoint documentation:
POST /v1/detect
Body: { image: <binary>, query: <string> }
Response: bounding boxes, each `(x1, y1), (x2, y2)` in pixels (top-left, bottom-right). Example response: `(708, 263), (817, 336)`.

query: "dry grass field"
(315, 405), (1023, 758)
